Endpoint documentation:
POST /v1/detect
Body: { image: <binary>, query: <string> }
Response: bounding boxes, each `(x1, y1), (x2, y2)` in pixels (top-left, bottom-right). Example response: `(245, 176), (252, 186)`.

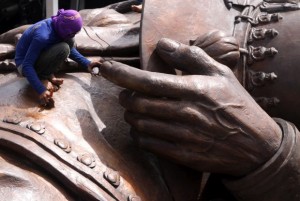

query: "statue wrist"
(223, 118), (300, 201)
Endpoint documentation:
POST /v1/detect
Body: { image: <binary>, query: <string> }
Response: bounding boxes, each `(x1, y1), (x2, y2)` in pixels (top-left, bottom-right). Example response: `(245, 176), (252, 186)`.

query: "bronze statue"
(102, 0), (300, 200)
(0, 1), (201, 201)
(1, 0), (300, 200)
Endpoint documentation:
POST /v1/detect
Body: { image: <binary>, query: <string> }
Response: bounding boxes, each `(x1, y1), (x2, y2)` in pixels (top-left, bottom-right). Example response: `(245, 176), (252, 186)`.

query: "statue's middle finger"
(119, 90), (211, 125)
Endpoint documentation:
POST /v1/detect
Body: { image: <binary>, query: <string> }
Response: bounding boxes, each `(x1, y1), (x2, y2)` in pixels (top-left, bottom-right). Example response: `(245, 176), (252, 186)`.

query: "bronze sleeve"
(223, 118), (300, 201)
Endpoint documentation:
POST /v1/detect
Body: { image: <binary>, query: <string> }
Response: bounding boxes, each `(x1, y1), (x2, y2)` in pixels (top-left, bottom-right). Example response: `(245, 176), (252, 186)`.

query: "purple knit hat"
(51, 9), (83, 40)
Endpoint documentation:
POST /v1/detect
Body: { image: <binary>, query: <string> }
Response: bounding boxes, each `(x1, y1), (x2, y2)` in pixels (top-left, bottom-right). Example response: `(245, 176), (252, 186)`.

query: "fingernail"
(157, 38), (179, 52)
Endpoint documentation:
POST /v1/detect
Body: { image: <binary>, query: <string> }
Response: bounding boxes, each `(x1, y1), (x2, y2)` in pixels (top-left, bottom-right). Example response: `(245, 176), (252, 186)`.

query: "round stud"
(27, 122), (45, 135)
(103, 169), (120, 187)
(54, 138), (72, 153)
(77, 153), (96, 168)
(128, 195), (141, 201)
(3, 115), (21, 125)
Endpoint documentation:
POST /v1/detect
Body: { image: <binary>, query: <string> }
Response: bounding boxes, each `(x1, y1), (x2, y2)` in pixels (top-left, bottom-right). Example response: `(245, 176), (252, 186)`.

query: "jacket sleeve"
(69, 47), (91, 68)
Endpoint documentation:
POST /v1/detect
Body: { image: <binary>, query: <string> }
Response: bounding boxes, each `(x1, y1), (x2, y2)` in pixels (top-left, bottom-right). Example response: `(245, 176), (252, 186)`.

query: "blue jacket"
(15, 18), (91, 95)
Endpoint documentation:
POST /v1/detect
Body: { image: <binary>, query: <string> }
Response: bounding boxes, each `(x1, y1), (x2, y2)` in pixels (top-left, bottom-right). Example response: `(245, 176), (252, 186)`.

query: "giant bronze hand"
(100, 38), (282, 177)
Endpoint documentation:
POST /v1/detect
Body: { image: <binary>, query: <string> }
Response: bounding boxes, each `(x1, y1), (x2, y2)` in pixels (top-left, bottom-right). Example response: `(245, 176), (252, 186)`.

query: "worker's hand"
(100, 38), (283, 177)
(49, 74), (64, 87)
(39, 90), (52, 105)
(41, 80), (54, 92)
(87, 61), (102, 76)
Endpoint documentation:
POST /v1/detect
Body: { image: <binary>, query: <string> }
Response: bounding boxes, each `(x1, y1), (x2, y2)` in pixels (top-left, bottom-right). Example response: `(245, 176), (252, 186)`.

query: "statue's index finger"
(100, 61), (193, 98)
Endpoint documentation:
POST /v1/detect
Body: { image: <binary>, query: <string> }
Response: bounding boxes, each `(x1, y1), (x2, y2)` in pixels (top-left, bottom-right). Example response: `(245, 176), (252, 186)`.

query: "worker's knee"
(55, 42), (71, 60)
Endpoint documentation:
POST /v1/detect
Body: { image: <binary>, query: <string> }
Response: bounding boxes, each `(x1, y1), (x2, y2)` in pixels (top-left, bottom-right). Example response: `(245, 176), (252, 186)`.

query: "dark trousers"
(34, 38), (74, 80)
